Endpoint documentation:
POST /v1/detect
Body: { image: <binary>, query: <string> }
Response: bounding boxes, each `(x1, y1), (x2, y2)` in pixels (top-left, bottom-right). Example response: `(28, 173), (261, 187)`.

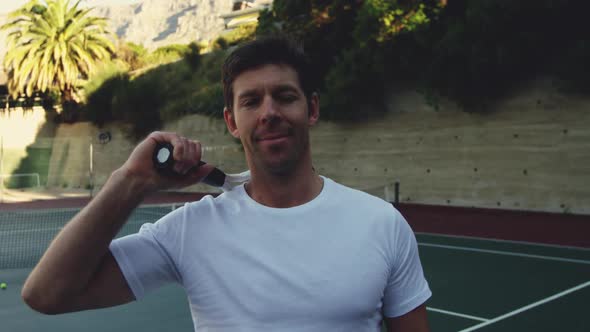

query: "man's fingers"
(133, 131), (217, 190)
(172, 136), (185, 161)
(165, 161), (215, 188)
(190, 140), (202, 165)
(169, 137), (201, 175)
(145, 132), (206, 177)
(188, 162), (215, 182)
(147, 131), (179, 147)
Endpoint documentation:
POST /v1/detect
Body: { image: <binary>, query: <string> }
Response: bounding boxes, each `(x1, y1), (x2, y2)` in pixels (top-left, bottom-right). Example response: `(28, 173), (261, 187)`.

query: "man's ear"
(224, 107), (240, 138)
(308, 93), (320, 126)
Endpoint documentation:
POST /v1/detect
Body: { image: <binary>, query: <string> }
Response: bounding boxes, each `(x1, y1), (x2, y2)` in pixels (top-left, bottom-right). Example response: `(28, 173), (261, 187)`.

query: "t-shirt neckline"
(236, 176), (332, 215)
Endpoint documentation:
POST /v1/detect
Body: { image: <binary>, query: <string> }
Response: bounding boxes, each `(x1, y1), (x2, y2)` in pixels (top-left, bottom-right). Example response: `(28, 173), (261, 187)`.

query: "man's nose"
(260, 96), (281, 124)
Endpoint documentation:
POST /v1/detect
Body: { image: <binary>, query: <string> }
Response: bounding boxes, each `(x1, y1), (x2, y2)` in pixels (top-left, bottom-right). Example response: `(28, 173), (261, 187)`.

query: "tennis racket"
(153, 142), (250, 192)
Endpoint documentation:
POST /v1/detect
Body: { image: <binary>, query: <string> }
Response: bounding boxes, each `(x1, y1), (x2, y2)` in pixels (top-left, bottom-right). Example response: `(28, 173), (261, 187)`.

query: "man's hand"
(121, 131), (216, 192)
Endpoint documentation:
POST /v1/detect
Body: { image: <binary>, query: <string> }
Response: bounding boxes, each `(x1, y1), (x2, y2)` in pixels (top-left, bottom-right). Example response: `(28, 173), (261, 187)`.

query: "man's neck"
(245, 162), (324, 208)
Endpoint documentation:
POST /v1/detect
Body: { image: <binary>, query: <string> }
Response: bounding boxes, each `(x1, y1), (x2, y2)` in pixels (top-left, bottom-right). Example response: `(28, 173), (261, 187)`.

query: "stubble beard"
(250, 129), (310, 176)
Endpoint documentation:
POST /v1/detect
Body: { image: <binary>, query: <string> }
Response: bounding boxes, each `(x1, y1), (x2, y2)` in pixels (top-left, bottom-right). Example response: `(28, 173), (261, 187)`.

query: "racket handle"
(153, 142), (226, 187)
(202, 166), (226, 188)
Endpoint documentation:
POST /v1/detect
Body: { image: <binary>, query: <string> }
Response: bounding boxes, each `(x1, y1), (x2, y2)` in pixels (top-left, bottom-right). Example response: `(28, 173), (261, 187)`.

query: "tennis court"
(1, 204), (589, 331)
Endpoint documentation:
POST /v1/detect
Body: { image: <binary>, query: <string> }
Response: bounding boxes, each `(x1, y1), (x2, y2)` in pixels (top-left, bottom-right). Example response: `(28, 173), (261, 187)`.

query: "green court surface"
(416, 233), (590, 332)
(1, 206), (589, 331)
(0, 269), (194, 332)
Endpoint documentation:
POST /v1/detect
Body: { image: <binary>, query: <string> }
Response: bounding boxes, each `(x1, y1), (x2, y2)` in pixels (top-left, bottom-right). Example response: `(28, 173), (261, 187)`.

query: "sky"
(0, 0), (140, 14)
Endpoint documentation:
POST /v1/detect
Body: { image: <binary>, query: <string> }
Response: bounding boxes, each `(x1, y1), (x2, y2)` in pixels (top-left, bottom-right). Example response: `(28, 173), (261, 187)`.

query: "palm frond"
(3, 0), (114, 100)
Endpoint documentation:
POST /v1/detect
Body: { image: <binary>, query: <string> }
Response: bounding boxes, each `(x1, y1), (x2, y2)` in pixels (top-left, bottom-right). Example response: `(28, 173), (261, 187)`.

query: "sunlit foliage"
(1, 0), (115, 102)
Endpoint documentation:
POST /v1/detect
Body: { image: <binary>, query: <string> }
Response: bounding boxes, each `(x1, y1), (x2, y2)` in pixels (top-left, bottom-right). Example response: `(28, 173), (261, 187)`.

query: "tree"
(115, 41), (147, 71)
(1, 0), (115, 102)
(257, 0), (363, 90)
(183, 42), (201, 70)
(256, 0), (444, 119)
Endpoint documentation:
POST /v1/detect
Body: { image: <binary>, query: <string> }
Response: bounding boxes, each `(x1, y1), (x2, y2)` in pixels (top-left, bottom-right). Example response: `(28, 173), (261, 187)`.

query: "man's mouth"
(256, 130), (292, 142)
(257, 134), (289, 141)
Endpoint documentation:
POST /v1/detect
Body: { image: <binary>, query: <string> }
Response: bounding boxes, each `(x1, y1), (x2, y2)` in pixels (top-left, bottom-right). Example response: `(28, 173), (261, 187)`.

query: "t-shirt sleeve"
(382, 208), (432, 318)
(109, 206), (185, 300)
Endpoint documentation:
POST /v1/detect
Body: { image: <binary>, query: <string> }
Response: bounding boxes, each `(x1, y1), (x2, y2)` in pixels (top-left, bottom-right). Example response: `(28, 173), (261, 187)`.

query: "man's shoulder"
(324, 177), (396, 212)
(153, 190), (244, 230)
(181, 185), (251, 213)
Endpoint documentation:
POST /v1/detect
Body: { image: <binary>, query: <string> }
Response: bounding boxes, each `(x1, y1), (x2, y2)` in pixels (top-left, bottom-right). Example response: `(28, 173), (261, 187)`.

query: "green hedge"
(84, 48), (229, 139)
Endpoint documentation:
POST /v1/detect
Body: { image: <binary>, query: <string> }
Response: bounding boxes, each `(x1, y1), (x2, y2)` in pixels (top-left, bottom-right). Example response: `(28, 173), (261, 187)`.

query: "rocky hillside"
(91, 0), (235, 49)
(0, 0), (236, 67)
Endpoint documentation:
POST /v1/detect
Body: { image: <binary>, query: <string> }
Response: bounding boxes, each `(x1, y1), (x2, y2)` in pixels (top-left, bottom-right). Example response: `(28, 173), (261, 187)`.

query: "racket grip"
(200, 166), (226, 187)
(153, 143), (226, 187)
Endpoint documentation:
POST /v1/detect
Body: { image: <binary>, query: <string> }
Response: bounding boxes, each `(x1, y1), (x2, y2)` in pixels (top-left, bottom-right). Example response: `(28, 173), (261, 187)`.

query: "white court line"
(416, 232), (590, 251)
(426, 307), (489, 322)
(418, 242), (590, 265)
(458, 280), (590, 332)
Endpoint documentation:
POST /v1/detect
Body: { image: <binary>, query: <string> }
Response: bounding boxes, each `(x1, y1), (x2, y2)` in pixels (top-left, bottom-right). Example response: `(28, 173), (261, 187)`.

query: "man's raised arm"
(21, 132), (211, 314)
(385, 304), (430, 332)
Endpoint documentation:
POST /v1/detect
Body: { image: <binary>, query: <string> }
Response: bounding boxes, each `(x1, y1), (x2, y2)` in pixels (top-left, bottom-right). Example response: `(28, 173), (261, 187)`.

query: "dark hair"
(222, 36), (316, 111)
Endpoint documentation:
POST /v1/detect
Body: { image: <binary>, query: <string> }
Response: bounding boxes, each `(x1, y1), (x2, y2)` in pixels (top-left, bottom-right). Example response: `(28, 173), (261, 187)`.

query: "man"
(22, 37), (431, 331)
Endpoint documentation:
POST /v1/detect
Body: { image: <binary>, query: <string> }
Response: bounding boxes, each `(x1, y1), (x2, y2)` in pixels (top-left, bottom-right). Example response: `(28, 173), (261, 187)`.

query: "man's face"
(224, 64), (319, 175)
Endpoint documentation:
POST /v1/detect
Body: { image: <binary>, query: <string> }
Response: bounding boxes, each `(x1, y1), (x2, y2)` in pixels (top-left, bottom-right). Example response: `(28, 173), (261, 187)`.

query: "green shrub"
(116, 42), (148, 70)
(83, 46), (230, 138)
(84, 66), (168, 140)
(218, 22), (257, 47)
(84, 72), (131, 126)
(184, 42), (202, 70)
(160, 84), (224, 121)
(4, 147), (51, 188)
(145, 44), (190, 65)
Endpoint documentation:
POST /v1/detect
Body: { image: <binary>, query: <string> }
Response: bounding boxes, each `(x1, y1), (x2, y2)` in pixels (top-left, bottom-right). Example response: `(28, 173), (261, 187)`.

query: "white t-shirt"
(110, 177), (431, 331)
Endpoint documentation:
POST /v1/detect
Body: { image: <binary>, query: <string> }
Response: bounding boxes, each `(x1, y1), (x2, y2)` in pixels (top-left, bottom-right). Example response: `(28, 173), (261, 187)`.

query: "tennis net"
(0, 203), (183, 269)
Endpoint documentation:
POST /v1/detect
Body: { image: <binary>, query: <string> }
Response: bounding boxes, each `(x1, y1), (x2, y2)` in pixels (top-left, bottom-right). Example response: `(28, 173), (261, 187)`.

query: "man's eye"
(278, 94), (297, 103)
(241, 98), (258, 108)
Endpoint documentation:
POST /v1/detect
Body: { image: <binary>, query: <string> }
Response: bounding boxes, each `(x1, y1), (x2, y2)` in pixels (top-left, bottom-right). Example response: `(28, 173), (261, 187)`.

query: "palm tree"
(1, 0), (114, 102)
